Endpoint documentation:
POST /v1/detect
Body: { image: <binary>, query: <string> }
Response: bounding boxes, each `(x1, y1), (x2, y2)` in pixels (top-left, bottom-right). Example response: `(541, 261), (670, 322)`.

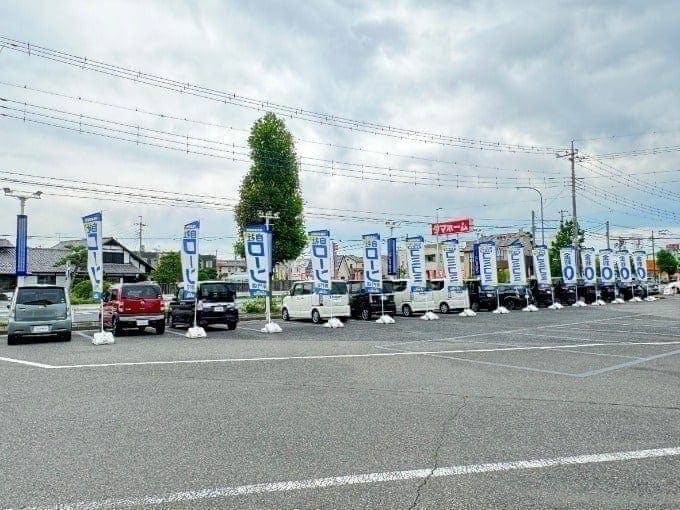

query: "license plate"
(32, 325), (50, 333)
(137, 319), (149, 326)
(213, 306), (224, 312)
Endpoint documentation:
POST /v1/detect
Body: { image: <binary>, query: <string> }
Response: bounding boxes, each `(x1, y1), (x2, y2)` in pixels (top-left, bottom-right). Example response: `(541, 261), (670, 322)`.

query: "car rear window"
(199, 283), (235, 301)
(16, 287), (66, 305)
(121, 285), (161, 299)
(383, 280), (407, 293)
(331, 282), (347, 295)
(347, 281), (363, 294)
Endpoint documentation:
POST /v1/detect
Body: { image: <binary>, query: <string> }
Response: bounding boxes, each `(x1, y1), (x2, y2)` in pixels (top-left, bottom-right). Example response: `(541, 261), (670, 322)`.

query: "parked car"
(347, 280), (396, 320)
(427, 279), (469, 314)
(465, 280), (534, 311)
(6, 285), (72, 345)
(598, 284), (617, 302)
(664, 281), (680, 295)
(102, 282), (165, 336)
(388, 278), (438, 317)
(529, 279), (555, 307)
(281, 280), (350, 323)
(169, 281), (238, 330)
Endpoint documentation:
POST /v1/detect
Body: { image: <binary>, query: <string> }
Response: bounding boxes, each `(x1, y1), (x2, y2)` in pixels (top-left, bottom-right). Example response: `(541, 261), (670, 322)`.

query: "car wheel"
(155, 321), (165, 335)
(470, 302), (479, 312)
(360, 307), (371, 321)
(7, 334), (19, 345)
(112, 316), (123, 337)
(504, 298), (517, 311)
(227, 321), (237, 330)
(60, 331), (72, 342)
(311, 309), (322, 324)
(402, 304), (412, 317)
(282, 308), (290, 321)
(439, 302), (450, 314)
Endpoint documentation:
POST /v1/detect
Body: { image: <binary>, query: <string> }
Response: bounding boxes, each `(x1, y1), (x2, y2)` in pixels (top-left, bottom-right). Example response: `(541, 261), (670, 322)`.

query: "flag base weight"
(612, 298), (626, 304)
(323, 317), (344, 328)
(548, 303), (564, 310)
(375, 315), (395, 324)
(644, 296), (656, 302)
(92, 331), (115, 345)
(459, 308), (476, 317)
(572, 301), (588, 307)
(592, 300), (607, 306)
(261, 322), (283, 333)
(492, 306), (510, 314)
(630, 296), (643, 302)
(421, 311), (439, 320)
(522, 305), (539, 312)
(186, 327), (207, 338)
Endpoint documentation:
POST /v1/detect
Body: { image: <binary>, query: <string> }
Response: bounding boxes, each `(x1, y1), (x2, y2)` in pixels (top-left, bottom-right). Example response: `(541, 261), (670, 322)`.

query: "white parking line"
(25, 447), (680, 509)
(32, 340), (680, 369)
(0, 356), (54, 368)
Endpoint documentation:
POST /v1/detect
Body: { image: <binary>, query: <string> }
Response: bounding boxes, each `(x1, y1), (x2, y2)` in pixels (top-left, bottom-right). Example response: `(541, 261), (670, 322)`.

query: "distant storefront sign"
(430, 218), (472, 235)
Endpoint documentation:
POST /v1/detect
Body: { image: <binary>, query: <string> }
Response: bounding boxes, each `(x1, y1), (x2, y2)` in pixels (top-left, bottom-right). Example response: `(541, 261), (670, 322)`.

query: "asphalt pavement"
(1, 297), (679, 509)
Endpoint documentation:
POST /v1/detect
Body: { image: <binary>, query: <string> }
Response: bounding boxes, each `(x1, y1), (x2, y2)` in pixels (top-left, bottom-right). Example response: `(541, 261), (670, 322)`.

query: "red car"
(102, 282), (165, 336)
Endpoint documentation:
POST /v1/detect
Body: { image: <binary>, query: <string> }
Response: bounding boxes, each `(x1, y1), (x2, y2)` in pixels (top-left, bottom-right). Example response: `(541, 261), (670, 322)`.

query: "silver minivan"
(7, 285), (72, 345)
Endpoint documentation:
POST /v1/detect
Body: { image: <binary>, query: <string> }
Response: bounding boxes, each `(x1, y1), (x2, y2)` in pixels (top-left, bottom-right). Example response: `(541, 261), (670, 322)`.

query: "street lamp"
(435, 207), (443, 277)
(3, 187), (42, 286)
(516, 187), (544, 246)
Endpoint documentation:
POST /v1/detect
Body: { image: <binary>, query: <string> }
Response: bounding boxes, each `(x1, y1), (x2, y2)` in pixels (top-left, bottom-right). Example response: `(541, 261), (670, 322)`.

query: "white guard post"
(459, 287), (476, 317)
(92, 297), (114, 345)
(421, 289), (439, 320)
(492, 288), (510, 314)
(261, 285), (282, 333)
(186, 292), (207, 338)
(547, 286), (563, 310)
(376, 292), (395, 324)
(324, 292), (344, 328)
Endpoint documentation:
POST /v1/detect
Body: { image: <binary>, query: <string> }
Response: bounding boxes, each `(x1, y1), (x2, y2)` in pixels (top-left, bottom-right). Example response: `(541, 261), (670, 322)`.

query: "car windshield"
(382, 280), (407, 293)
(330, 281), (347, 295)
(121, 285), (161, 299)
(199, 283), (235, 301)
(16, 287), (66, 305)
(347, 281), (363, 294)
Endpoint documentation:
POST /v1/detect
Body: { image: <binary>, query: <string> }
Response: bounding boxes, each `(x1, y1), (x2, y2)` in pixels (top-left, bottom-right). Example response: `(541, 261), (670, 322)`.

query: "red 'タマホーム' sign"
(430, 218), (473, 235)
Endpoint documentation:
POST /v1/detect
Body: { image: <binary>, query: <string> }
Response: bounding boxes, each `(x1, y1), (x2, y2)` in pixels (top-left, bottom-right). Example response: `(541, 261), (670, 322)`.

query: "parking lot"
(1, 298), (679, 509)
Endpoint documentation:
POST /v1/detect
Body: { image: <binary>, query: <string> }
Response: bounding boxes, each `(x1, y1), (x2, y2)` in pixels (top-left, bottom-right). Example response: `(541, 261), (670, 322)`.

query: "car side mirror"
(290, 289), (295, 296)
(101, 292), (109, 302)
(6, 304), (9, 309)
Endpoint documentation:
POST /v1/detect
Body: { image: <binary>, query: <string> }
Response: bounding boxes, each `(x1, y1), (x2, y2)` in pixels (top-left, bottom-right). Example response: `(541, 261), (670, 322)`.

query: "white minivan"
(281, 280), (350, 324)
(387, 279), (468, 316)
(427, 279), (469, 314)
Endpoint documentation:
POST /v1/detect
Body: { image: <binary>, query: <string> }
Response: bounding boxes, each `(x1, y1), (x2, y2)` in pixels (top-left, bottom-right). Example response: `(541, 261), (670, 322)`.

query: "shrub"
(241, 296), (282, 314)
(70, 280), (110, 304)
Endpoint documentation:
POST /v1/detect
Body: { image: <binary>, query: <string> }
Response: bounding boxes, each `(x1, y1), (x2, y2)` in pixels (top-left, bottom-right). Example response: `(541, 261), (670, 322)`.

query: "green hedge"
(241, 296), (282, 314)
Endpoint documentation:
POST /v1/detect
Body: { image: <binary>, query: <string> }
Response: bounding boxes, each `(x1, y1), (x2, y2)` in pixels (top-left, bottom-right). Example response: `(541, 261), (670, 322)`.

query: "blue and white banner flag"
(581, 247), (596, 286)
(181, 220), (200, 300)
(532, 245), (551, 284)
(633, 250), (647, 281)
(387, 237), (398, 276)
(478, 241), (498, 290)
(442, 239), (463, 290)
(15, 214), (28, 277)
(405, 236), (426, 292)
(309, 230), (332, 295)
(244, 224), (272, 296)
(82, 212), (103, 299)
(362, 233), (382, 293)
(599, 249), (615, 285)
(616, 250), (632, 283)
(560, 246), (577, 284)
(507, 243), (526, 287)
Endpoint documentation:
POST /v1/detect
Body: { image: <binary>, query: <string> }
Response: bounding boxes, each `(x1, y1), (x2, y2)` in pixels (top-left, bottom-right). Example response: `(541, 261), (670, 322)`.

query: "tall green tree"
(656, 249), (678, 276)
(234, 112), (306, 264)
(152, 251), (182, 284)
(549, 220), (585, 278)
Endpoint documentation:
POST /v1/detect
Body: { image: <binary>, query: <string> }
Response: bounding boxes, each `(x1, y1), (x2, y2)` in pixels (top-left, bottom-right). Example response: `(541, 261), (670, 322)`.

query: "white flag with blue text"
(633, 250), (647, 281)
(599, 249), (615, 285)
(560, 246), (577, 284)
(309, 230), (332, 295)
(244, 225), (272, 296)
(363, 233), (382, 293)
(442, 239), (463, 290)
(581, 247), (596, 285)
(532, 245), (551, 284)
(82, 212), (103, 299)
(507, 243), (526, 287)
(181, 220), (200, 300)
(616, 250), (632, 283)
(478, 241), (498, 289)
(405, 236), (426, 292)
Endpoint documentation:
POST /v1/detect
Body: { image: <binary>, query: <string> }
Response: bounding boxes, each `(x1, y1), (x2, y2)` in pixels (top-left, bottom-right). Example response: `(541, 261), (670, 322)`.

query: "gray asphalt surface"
(1, 297), (679, 509)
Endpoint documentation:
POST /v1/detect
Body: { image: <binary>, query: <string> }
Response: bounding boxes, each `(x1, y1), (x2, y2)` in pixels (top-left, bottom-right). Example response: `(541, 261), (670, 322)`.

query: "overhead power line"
(0, 98), (564, 190)
(0, 36), (565, 155)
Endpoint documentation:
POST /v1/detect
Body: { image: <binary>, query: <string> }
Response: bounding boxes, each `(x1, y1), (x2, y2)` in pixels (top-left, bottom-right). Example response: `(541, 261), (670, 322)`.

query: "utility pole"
(385, 220), (401, 238)
(559, 209), (568, 226)
(435, 207), (443, 277)
(557, 141), (579, 273)
(605, 221), (610, 250)
(134, 215), (147, 253)
(3, 188), (43, 287)
(530, 210), (536, 249)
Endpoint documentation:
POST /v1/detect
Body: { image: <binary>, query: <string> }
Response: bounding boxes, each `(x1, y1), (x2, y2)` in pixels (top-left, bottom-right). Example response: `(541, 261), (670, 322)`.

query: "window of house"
(103, 252), (124, 264)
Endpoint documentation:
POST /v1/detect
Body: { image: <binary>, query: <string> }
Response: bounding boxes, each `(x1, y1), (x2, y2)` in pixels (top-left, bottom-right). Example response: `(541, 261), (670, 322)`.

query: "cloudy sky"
(1, 0), (679, 259)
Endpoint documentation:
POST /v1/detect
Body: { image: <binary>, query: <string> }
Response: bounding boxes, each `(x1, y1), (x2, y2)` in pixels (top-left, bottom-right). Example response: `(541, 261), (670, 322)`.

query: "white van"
(281, 280), (350, 324)
(386, 279), (435, 317)
(427, 279), (468, 314)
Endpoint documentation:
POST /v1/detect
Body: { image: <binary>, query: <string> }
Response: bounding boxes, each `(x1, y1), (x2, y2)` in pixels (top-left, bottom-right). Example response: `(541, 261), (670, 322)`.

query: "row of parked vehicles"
(3, 276), (665, 344)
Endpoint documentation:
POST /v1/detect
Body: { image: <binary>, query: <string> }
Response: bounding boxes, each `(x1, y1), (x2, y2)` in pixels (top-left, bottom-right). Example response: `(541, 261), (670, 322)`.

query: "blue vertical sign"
(473, 242), (480, 276)
(309, 229), (332, 295)
(181, 220), (200, 300)
(82, 212), (103, 299)
(363, 233), (382, 293)
(244, 224), (272, 296)
(16, 214), (28, 277)
(387, 237), (397, 276)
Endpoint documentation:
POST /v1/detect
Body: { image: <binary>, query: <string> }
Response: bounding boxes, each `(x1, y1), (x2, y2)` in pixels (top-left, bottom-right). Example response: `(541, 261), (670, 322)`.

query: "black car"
(598, 284), (617, 302)
(529, 279), (555, 307)
(465, 280), (534, 311)
(616, 281), (658, 300)
(347, 280), (396, 320)
(169, 280), (239, 330)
